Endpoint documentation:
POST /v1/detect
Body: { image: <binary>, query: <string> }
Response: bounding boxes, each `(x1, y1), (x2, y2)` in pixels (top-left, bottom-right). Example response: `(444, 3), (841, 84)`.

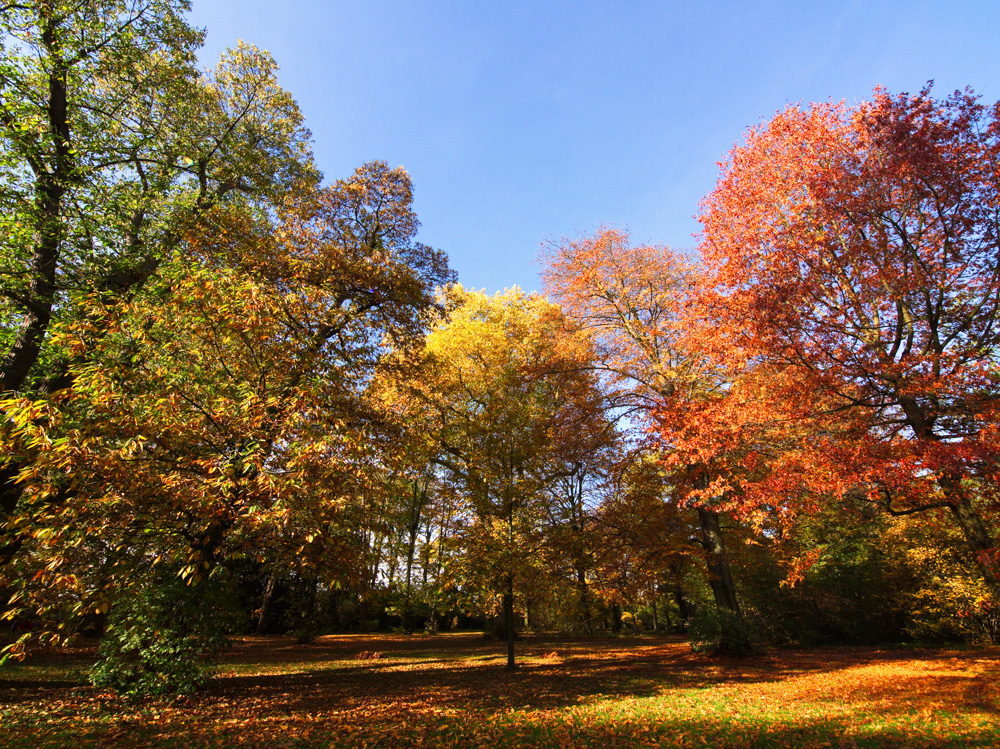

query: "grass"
(1, 632), (998, 747)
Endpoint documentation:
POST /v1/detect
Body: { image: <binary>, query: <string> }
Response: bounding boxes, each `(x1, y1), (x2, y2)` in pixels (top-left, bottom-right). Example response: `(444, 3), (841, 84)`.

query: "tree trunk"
(358, 593), (368, 633)
(0, 22), (68, 395)
(331, 589), (343, 630)
(650, 587), (659, 632)
(944, 483), (1000, 601)
(256, 571), (277, 634)
(301, 573), (318, 639)
(404, 539), (415, 633)
(576, 564), (592, 634)
(403, 479), (424, 634)
(673, 585), (689, 633)
(697, 507), (750, 652)
(503, 575), (516, 670)
(660, 587), (674, 632)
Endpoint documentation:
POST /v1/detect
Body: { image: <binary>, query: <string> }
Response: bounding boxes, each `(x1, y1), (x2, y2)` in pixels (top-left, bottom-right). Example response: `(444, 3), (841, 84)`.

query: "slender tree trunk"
(650, 587), (659, 632)
(660, 587), (674, 632)
(576, 564), (592, 634)
(404, 480), (424, 633)
(304, 573), (319, 637)
(331, 589), (343, 630)
(674, 585), (690, 633)
(697, 507), (750, 652)
(358, 595), (368, 633)
(0, 20), (68, 395)
(503, 575), (516, 670)
(256, 571), (277, 634)
(0, 21), (69, 572)
(422, 524), (432, 587)
(404, 543), (415, 633)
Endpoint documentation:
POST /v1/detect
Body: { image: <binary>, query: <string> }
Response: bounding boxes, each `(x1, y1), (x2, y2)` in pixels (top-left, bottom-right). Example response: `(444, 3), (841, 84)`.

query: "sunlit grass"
(1, 633), (997, 748)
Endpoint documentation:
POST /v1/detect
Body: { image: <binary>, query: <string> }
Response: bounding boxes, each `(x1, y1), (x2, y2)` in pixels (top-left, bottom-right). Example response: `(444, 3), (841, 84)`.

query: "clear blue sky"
(187, 0), (1000, 294)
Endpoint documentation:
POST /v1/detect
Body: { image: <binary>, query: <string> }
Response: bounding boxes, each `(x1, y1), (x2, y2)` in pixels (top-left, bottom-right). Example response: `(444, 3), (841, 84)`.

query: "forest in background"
(1, 0), (998, 699)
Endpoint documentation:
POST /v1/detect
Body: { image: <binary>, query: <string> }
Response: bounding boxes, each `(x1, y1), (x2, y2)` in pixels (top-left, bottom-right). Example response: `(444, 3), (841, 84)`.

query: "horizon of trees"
(1, 1), (997, 696)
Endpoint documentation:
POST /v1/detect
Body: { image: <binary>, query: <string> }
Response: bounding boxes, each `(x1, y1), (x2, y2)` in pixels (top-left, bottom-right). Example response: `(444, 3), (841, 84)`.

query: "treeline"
(1, 1), (998, 698)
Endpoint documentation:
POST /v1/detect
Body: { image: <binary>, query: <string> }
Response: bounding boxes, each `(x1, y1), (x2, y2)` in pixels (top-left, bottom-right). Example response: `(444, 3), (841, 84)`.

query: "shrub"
(959, 597), (1000, 645)
(687, 603), (753, 654)
(90, 572), (237, 699)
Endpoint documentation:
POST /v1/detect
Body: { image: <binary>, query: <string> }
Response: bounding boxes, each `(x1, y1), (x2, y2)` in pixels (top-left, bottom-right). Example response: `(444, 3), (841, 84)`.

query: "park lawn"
(1, 633), (998, 748)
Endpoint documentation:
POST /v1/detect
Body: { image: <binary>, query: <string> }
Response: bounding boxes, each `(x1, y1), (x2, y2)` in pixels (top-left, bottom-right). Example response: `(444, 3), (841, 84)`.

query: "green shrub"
(687, 602), (753, 654)
(90, 572), (237, 699)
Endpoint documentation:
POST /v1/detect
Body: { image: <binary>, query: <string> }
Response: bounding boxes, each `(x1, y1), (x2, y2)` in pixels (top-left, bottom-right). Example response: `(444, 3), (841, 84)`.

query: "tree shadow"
(201, 634), (999, 716)
(2, 634), (997, 748)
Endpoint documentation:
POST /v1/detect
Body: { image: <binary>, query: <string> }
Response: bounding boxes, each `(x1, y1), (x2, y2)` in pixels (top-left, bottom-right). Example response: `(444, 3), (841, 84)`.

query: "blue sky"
(188, 1), (1000, 294)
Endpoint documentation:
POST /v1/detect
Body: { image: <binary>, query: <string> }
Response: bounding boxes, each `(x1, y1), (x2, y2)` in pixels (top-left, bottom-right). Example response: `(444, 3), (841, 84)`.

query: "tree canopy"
(1, 4), (997, 691)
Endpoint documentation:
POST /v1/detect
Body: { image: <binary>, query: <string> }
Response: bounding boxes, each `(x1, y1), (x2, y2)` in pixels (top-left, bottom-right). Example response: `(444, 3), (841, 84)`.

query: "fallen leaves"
(1, 633), (998, 748)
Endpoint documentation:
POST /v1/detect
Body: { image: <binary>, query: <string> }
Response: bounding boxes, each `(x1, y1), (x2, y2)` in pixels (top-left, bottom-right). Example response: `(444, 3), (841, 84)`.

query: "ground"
(1, 633), (998, 748)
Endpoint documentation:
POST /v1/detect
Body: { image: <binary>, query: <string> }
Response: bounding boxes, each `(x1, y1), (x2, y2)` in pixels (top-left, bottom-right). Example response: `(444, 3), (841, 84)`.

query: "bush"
(960, 597), (1000, 645)
(90, 572), (237, 699)
(687, 602), (753, 654)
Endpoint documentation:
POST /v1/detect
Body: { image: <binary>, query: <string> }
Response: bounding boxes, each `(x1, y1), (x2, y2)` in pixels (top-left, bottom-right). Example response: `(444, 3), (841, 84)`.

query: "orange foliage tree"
(543, 228), (752, 651)
(697, 85), (1000, 602)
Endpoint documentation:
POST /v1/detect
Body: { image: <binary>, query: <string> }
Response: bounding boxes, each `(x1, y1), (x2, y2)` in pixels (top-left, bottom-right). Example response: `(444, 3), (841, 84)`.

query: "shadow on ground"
(1, 633), (997, 748)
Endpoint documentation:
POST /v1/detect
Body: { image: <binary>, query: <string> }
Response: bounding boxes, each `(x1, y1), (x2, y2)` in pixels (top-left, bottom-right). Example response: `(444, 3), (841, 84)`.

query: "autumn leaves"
(0, 0), (997, 696)
(696, 87), (1000, 600)
(541, 86), (1000, 645)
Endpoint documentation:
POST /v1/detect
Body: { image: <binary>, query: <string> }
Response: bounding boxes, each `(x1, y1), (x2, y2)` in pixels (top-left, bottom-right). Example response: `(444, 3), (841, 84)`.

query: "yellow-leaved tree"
(380, 285), (611, 669)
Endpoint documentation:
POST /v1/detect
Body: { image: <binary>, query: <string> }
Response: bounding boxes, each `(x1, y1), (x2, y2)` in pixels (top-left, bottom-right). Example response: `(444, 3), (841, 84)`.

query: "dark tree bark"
(610, 601), (622, 633)
(650, 586), (659, 632)
(576, 564), (592, 634)
(673, 585), (689, 633)
(697, 507), (750, 652)
(256, 572), (277, 634)
(503, 575), (516, 670)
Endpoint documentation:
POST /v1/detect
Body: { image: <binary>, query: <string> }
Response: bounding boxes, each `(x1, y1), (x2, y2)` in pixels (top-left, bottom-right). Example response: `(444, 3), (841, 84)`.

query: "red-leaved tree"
(698, 85), (1000, 601)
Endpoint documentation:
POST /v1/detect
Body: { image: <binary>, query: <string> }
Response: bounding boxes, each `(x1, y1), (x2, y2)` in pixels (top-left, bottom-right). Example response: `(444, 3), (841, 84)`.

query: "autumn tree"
(698, 85), (1000, 604)
(543, 228), (752, 652)
(539, 447), (610, 633)
(385, 286), (609, 668)
(3, 162), (451, 677)
(591, 451), (696, 633)
(0, 0), (318, 593)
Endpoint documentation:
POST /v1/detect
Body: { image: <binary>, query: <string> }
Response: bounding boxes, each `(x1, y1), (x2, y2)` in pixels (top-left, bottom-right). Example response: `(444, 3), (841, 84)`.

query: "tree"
(543, 228), (752, 652)
(540, 448), (609, 633)
(591, 451), (696, 633)
(384, 286), (608, 668)
(698, 85), (1000, 602)
(0, 0), (318, 574)
(3, 162), (451, 669)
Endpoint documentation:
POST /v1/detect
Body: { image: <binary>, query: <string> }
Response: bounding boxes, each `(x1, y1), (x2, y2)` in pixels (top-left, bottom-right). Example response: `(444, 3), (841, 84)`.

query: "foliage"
(0, 0), (320, 657)
(0, 0), (316, 398)
(687, 601), (750, 655)
(697, 84), (1000, 600)
(960, 598), (1000, 645)
(89, 572), (237, 699)
(543, 227), (752, 653)
(379, 285), (613, 664)
(2, 9), (996, 711)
